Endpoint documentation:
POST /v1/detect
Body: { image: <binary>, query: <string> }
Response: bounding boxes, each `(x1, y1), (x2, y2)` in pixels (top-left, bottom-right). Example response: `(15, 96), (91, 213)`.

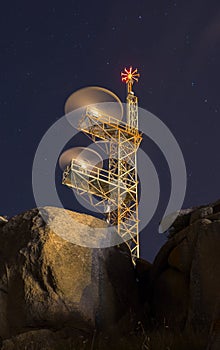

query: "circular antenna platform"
(64, 86), (123, 120)
(59, 147), (103, 172)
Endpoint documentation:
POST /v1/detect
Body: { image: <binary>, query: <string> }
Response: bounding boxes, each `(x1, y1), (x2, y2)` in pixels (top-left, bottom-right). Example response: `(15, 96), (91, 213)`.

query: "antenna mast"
(61, 68), (142, 262)
(121, 67), (140, 129)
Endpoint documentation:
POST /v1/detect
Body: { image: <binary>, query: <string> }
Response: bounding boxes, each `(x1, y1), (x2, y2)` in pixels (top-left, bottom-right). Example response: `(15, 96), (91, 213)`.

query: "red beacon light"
(121, 67), (140, 93)
(121, 67), (140, 83)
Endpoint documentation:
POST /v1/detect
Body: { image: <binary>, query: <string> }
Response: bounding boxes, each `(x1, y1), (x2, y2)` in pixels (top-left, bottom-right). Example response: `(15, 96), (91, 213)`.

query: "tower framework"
(62, 67), (142, 262)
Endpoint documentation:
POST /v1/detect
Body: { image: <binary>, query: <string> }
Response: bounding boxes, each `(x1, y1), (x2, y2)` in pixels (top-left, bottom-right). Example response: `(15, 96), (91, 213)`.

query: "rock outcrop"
(138, 199), (220, 349)
(1, 199), (220, 349)
(0, 207), (139, 348)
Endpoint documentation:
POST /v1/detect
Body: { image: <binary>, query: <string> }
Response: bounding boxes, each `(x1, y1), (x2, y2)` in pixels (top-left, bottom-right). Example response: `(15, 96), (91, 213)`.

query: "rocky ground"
(0, 200), (220, 349)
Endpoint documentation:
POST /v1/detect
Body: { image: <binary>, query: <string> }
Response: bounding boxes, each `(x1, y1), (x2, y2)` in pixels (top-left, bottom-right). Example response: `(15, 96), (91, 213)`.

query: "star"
(25, 72), (33, 78)
(185, 34), (191, 47)
(48, 33), (55, 40)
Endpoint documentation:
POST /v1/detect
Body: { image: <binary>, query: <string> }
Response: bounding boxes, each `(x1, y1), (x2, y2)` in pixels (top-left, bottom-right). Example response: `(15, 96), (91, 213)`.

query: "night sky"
(1, 0), (220, 261)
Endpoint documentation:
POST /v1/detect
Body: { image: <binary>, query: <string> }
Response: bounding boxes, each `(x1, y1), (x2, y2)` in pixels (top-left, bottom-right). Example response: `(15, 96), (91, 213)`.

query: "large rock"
(141, 200), (220, 347)
(2, 199), (220, 349)
(0, 207), (138, 341)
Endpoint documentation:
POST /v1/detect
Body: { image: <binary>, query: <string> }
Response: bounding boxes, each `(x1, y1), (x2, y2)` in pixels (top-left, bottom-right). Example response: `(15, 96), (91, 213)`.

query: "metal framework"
(62, 67), (142, 262)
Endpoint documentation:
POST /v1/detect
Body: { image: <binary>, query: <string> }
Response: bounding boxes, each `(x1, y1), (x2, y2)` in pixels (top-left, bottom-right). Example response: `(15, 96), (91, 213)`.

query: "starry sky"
(1, 0), (220, 261)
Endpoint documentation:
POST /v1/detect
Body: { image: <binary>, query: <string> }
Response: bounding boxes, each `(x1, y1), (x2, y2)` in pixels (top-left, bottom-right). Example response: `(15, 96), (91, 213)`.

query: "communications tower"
(60, 67), (142, 262)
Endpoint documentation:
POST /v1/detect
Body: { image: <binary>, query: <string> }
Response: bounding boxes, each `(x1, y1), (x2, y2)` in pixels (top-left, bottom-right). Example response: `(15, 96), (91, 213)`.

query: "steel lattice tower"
(61, 67), (142, 262)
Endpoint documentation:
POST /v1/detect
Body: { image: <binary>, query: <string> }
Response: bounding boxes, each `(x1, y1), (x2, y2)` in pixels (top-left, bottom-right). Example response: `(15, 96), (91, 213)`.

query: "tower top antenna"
(121, 66), (140, 94)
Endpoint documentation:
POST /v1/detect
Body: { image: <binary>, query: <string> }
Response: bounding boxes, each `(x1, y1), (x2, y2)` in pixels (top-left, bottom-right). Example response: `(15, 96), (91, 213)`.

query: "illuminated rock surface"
(1, 201), (220, 349)
(0, 207), (138, 349)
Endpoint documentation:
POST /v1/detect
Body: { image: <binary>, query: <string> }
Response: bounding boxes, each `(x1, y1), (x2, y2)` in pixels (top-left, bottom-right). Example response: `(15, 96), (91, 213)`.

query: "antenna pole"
(121, 67), (140, 130)
(62, 67), (142, 263)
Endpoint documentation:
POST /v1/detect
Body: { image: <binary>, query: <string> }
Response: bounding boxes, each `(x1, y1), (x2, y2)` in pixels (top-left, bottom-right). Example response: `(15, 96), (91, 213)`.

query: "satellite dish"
(59, 147), (103, 173)
(64, 86), (123, 121)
